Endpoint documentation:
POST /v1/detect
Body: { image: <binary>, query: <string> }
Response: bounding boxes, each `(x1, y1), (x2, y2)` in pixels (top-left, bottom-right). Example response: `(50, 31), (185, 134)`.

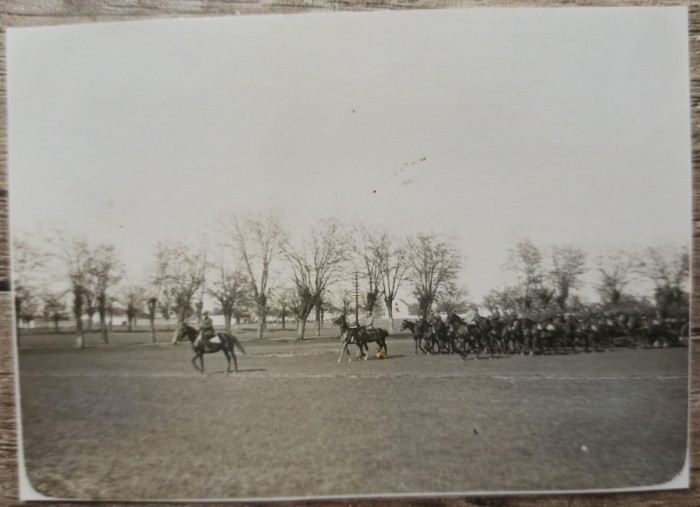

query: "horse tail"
(221, 333), (246, 355)
(230, 334), (247, 355)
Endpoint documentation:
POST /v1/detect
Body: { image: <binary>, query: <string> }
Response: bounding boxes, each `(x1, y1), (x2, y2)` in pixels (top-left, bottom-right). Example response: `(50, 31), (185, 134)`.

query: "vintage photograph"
(8, 7), (691, 500)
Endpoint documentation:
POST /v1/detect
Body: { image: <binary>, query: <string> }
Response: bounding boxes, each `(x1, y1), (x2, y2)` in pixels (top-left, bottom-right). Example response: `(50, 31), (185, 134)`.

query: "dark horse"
(333, 314), (388, 362)
(401, 319), (431, 354)
(446, 313), (496, 359)
(176, 323), (246, 374)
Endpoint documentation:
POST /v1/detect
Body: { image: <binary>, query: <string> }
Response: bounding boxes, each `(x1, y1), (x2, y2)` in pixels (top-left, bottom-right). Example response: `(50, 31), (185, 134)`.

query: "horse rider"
(431, 311), (443, 335)
(200, 311), (216, 348)
(361, 311), (375, 336)
(491, 306), (501, 321)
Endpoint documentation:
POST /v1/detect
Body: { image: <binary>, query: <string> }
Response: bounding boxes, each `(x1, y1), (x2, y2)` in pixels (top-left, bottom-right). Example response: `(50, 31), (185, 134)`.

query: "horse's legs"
(199, 354), (205, 373)
(338, 342), (349, 363)
(231, 349), (238, 373)
(222, 347), (232, 373)
(191, 354), (201, 373)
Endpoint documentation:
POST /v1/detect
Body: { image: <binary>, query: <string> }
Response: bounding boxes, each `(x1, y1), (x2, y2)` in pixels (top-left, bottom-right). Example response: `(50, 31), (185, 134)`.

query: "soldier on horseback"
(360, 311), (375, 340)
(200, 311), (216, 348)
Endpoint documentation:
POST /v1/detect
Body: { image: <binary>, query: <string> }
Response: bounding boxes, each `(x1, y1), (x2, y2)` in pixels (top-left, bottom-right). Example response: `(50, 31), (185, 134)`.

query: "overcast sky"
(7, 7), (691, 303)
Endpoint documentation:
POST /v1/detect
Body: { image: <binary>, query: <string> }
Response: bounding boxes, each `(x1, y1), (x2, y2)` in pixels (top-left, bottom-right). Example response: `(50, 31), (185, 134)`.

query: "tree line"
(12, 213), (689, 348)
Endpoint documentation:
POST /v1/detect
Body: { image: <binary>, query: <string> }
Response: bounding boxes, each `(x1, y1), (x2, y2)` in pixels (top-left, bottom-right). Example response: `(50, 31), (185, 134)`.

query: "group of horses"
(173, 310), (689, 373)
(401, 311), (690, 359)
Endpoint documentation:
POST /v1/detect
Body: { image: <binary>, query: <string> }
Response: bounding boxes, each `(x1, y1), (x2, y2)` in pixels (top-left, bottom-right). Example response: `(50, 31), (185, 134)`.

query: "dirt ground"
(16, 328), (690, 501)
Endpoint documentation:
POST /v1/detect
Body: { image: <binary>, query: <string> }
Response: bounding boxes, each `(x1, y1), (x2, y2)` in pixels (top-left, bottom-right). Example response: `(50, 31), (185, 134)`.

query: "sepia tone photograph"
(7, 6), (692, 501)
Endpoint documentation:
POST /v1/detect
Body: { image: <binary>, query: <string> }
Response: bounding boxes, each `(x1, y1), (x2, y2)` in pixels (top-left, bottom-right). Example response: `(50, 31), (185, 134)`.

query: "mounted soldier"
(360, 311), (375, 339)
(200, 311), (216, 348)
(430, 310), (442, 334)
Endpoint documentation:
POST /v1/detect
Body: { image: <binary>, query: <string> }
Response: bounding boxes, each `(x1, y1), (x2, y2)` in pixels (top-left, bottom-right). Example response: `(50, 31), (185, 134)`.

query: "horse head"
(332, 314), (349, 328)
(176, 323), (198, 343)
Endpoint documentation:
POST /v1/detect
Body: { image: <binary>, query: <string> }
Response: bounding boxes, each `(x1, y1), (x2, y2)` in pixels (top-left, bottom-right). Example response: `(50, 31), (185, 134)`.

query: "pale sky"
(7, 7), (691, 303)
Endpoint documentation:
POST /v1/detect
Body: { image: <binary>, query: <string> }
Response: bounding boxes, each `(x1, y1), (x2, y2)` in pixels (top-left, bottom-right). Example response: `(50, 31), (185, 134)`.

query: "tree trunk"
(147, 298), (157, 343)
(315, 301), (322, 337)
(149, 314), (157, 343)
(97, 294), (108, 343)
(99, 308), (108, 344)
(53, 317), (60, 334)
(385, 297), (394, 333)
(256, 302), (266, 339)
(73, 289), (85, 349)
(297, 316), (309, 341)
(225, 312), (232, 333)
(127, 316), (133, 333)
(281, 306), (286, 330)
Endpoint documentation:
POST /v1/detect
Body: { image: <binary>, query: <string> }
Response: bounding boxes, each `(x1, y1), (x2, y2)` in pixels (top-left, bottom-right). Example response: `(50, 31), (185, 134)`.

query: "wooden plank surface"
(0, 1), (697, 506)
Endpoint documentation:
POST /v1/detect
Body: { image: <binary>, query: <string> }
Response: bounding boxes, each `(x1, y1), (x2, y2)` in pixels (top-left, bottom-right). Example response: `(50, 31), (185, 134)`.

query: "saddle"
(197, 332), (221, 348)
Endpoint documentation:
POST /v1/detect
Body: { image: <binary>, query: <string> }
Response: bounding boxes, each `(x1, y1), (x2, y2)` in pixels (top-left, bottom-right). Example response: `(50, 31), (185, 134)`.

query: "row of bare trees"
(483, 239), (689, 319)
(12, 214), (465, 345)
(13, 219), (689, 348)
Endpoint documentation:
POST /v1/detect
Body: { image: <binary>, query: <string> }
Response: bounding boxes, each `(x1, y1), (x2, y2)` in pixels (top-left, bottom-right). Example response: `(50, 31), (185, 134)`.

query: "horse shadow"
(208, 368), (267, 374)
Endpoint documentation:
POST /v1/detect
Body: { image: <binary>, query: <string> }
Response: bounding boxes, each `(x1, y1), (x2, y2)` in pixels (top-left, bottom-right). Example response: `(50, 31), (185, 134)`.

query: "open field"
(16, 327), (689, 500)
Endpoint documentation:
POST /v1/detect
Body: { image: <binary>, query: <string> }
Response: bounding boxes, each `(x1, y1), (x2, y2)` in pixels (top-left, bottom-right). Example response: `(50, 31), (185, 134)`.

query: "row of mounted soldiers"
(401, 309), (690, 358)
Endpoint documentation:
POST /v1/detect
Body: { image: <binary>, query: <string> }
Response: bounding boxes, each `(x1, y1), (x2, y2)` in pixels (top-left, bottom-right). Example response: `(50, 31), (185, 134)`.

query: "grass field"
(16, 327), (690, 501)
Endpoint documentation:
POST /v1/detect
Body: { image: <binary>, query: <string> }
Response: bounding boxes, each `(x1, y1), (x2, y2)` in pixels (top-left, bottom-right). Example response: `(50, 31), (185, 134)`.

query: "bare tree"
(121, 284), (146, 332)
(637, 244), (690, 318)
(548, 245), (587, 311)
(373, 233), (410, 332)
(333, 289), (354, 317)
(83, 285), (97, 332)
(435, 286), (470, 315)
(406, 234), (461, 320)
(596, 250), (637, 309)
(504, 238), (545, 313)
(151, 241), (207, 343)
(285, 287), (303, 332)
(230, 213), (285, 339)
(209, 265), (250, 333)
(274, 287), (296, 330)
(50, 235), (92, 348)
(283, 221), (348, 341)
(12, 237), (45, 342)
(146, 245), (171, 343)
(352, 226), (384, 317)
(40, 289), (68, 333)
(88, 245), (123, 344)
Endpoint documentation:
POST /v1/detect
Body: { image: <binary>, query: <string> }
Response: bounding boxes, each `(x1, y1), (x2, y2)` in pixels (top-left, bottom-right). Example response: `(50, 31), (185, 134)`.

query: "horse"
(446, 313), (487, 359)
(333, 314), (388, 362)
(176, 323), (246, 374)
(332, 314), (366, 362)
(431, 319), (452, 353)
(401, 319), (431, 354)
(509, 317), (538, 355)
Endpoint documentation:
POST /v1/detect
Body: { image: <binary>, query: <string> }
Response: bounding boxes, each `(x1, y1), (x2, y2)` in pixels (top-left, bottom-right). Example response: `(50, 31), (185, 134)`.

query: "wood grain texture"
(0, 1), (697, 506)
